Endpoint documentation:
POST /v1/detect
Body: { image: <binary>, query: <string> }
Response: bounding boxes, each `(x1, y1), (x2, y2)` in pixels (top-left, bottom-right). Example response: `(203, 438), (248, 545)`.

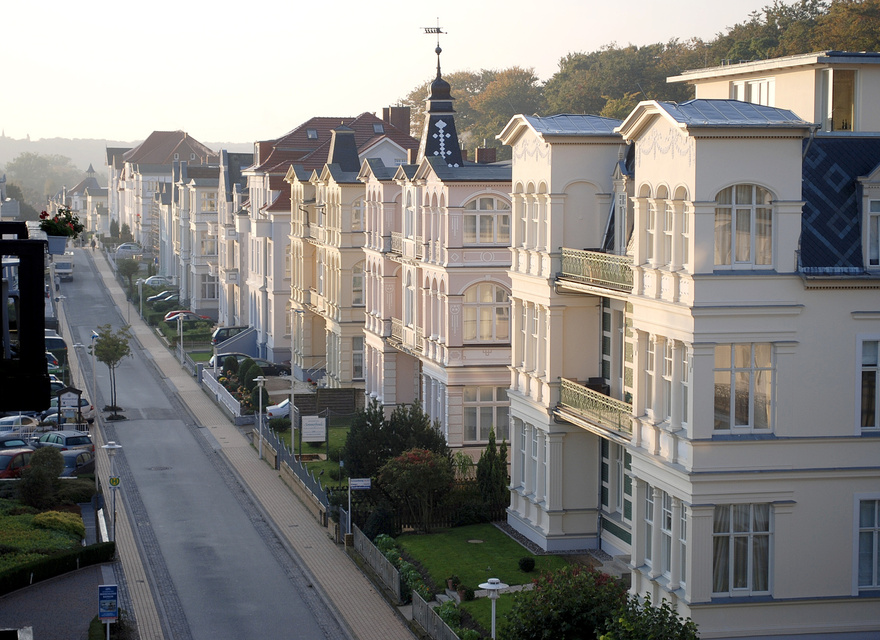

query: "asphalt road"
(56, 249), (345, 640)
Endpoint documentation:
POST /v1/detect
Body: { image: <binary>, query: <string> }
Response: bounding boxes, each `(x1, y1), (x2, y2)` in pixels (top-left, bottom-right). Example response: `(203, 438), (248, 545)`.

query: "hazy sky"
(3, 0), (770, 145)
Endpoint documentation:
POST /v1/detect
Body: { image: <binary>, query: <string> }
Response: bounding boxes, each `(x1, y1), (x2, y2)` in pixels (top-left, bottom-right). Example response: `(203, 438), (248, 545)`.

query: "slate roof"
(523, 114), (623, 136)
(423, 156), (511, 182)
(800, 136), (880, 274)
(67, 176), (101, 196)
(658, 99), (812, 128)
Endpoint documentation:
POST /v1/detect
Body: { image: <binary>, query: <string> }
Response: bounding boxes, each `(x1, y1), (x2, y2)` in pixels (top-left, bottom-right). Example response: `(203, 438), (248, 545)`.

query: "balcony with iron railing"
(390, 317), (423, 354)
(390, 232), (403, 255)
(557, 377), (633, 438)
(559, 248), (633, 293)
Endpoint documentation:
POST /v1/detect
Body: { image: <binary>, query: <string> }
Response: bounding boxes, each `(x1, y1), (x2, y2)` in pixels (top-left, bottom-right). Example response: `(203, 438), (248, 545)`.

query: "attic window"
(174, 153), (179, 160)
(373, 123), (385, 134)
(190, 153), (196, 160)
(307, 129), (318, 140)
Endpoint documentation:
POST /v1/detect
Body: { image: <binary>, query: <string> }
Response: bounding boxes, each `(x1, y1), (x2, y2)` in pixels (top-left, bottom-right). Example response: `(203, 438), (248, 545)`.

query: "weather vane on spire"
(423, 19), (446, 78)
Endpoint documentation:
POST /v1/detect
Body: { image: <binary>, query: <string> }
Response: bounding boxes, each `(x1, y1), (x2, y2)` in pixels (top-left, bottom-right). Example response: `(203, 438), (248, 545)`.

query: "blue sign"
(99, 584), (118, 621)
(349, 478), (371, 490)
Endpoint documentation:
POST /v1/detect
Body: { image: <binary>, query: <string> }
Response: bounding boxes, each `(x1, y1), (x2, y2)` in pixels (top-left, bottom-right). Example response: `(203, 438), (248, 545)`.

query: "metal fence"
(411, 591), (460, 640)
(202, 368), (242, 417)
(352, 524), (402, 604)
(263, 424), (330, 509)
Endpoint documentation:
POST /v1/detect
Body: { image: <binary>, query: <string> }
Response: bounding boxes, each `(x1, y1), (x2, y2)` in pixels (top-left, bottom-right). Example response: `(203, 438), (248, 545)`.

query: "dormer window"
(306, 129), (318, 140)
(190, 153), (196, 160)
(373, 123), (385, 134)
(174, 153), (179, 160)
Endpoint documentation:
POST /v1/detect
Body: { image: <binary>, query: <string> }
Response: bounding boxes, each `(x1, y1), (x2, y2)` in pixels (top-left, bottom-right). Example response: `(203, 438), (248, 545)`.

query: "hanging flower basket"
(46, 235), (69, 255)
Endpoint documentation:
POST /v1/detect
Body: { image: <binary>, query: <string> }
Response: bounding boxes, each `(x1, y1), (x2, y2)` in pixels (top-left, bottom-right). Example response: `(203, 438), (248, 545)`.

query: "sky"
(2, 0), (771, 145)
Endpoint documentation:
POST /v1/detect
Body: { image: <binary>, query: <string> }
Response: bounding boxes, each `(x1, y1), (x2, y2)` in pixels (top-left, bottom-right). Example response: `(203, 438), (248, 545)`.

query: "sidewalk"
(76, 249), (416, 640)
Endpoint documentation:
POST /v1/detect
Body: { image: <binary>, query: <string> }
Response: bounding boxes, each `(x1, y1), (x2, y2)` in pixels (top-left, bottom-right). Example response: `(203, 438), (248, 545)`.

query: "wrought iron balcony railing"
(560, 248), (633, 293)
(559, 377), (632, 437)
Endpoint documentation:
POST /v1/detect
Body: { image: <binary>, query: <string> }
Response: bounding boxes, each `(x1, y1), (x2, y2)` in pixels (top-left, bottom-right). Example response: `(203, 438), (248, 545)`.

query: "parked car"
(45, 331), (68, 365)
(164, 311), (210, 323)
(41, 397), (95, 424)
(0, 435), (35, 450)
(59, 449), (95, 477)
(266, 398), (291, 419)
(140, 275), (173, 287)
(0, 449), (33, 479)
(211, 326), (249, 346)
(208, 353), (291, 376)
(0, 415), (41, 432)
(147, 289), (178, 303)
(46, 351), (61, 374)
(33, 430), (94, 453)
(115, 242), (143, 258)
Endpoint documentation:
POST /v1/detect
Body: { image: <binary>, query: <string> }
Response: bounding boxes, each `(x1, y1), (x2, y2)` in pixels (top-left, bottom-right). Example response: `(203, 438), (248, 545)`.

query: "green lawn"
(274, 415), (351, 483)
(396, 523), (568, 591)
(460, 593), (516, 637)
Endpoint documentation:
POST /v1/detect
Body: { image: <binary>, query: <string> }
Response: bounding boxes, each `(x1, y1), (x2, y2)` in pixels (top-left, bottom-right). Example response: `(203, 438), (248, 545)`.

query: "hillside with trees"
(399, 0), (880, 158)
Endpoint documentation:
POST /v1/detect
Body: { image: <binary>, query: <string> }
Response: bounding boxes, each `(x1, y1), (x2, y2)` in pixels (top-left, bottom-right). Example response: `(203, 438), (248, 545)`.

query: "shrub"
(518, 556), (536, 572)
(599, 593), (699, 640)
(436, 599), (461, 627)
(18, 448), (64, 509)
(362, 503), (397, 540)
(250, 385), (269, 411)
(502, 565), (627, 640)
(461, 586), (475, 601)
(328, 446), (341, 463)
(33, 510), (86, 539)
(222, 356), (239, 374)
(268, 417), (291, 432)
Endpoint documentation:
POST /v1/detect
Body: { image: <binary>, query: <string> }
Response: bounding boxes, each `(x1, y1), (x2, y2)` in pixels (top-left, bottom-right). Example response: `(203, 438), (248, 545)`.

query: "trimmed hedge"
(0, 541), (116, 596)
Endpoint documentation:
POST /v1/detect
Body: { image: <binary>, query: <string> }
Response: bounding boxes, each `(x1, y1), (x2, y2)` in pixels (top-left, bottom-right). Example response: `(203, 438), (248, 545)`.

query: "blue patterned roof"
(659, 99), (811, 128)
(801, 136), (880, 273)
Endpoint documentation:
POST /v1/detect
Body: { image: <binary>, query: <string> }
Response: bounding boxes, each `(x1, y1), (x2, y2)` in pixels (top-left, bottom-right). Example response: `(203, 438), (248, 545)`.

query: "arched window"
(463, 196), (511, 245)
(351, 262), (364, 306)
(463, 283), (510, 343)
(715, 185), (773, 267)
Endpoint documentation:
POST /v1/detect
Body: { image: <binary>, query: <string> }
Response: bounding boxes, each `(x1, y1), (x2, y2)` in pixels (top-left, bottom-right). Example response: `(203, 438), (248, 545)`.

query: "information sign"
(301, 416), (326, 443)
(349, 478), (371, 490)
(98, 584), (118, 621)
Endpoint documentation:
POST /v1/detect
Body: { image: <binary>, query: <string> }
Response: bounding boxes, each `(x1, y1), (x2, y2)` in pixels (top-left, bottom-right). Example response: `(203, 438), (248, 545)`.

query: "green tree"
(110, 218), (119, 239)
(813, 0), (880, 51)
(116, 258), (140, 300)
(3, 182), (40, 221)
(18, 447), (64, 509)
(377, 448), (454, 533)
(502, 565), (627, 640)
(475, 429), (509, 507)
(599, 593), (699, 640)
(2, 152), (85, 211)
(468, 67), (544, 159)
(398, 69), (497, 140)
(93, 324), (132, 417)
(120, 223), (133, 243)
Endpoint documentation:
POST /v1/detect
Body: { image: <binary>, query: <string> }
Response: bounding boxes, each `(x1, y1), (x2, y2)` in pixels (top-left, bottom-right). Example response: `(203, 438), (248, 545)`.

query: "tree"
(377, 448), (454, 533)
(110, 218), (120, 239)
(18, 447), (64, 509)
(120, 223), (133, 243)
(3, 182), (40, 221)
(341, 400), (450, 479)
(398, 69), (498, 139)
(475, 428), (509, 507)
(599, 593), (699, 640)
(468, 67), (544, 159)
(92, 324), (132, 418)
(2, 152), (85, 211)
(116, 258), (140, 300)
(502, 565), (627, 640)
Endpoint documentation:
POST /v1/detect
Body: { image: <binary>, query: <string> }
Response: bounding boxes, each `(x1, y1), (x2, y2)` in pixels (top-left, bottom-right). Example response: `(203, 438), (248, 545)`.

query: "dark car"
(164, 311), (210, 323)
(59, 449), (95, 477)
(0, 435), (35, 450)
(146, 289), (178, 303)
(33, 430), (94, 453)
(211, 326), (249, 346)
(209, 353), (290, 376)
(0, 448), (33, 479)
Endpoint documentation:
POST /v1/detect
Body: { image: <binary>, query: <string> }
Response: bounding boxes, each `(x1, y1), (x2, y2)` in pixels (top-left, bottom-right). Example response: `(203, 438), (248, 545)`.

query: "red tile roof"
(123, 131), (218, 164)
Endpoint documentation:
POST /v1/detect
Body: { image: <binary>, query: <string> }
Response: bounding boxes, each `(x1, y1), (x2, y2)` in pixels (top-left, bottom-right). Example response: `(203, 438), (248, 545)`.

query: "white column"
(669, 497), (682, 591)
(649, 487), (663, 579)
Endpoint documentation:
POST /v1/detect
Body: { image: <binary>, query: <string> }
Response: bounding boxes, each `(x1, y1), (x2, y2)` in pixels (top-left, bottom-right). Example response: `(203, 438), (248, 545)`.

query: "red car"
(0, 448), (33, 479)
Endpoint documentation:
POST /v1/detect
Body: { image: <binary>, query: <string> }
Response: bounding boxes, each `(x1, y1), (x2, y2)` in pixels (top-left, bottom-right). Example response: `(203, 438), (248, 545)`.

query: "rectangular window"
(681, 208), (690, 268)
(200, 191), (217, 212)
(463, 386), (510, 442)
(646, 202), (655, 262)
(661, 492), (673, 575)
(681, 346), (690, 427)
(352, 336), (364, 380)
(663, 203), (674, 266)
(645, 488), (655, 565)
(861, 340), (879, 430)
(859, 499), (880, 589)
(869, 201), (879, 268)
(518, 423), (526, 487)
(662, 340), (673, 421)
(645, 336), (655, 414)
(714, 343), (773, 432)
(713, 504), (771, 595)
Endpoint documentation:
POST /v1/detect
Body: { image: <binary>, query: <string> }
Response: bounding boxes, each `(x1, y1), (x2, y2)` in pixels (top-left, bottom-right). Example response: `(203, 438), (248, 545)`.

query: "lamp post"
(91, 330), (98, 399)
(255, 376), (267, 460)
(478, 578), (509, 639)
(138, 278), (143, 319)
(102, 441), (122, 542)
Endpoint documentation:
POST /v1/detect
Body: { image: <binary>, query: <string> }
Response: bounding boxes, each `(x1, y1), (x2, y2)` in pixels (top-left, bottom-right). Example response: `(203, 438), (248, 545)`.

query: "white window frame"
(462, 283), (510, 344)
(463, 196), (511, 245)
(868, 200), (880, 269)
(714, 343), (774, 432)
(463, 386), (510, 443)
(713, 503), (772, 596)
(351, 262), (365, 307)
(714, 185), (774, 269)
(857, 335), (880, 432)
(352, 336), (364, 380)
(854, 493), (880, 593)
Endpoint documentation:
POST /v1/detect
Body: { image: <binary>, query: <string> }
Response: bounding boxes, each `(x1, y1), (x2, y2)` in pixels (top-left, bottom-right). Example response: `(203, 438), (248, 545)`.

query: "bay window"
(714, 343), (773, 432)
(463, 196), (511, 245)
(715, 185), (773, 268)
(463, 284), (510, 343)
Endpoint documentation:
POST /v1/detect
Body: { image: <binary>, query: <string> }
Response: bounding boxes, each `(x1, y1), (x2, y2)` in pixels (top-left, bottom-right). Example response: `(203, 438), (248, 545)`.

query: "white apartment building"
(499, 51), (880, 638)
(358, 55), (513, 455)
(215, 150), (252, 328)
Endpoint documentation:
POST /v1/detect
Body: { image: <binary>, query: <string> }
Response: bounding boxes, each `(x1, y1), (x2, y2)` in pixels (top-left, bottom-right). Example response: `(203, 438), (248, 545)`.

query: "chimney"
(383, 106), (412, 135)
(475, 147), (496, 164)
(461, 149), (468, 162)
(407, 148), (418, 165)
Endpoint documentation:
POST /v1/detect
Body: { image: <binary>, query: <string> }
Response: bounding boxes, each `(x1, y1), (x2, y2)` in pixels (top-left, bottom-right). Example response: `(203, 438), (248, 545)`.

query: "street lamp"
(91, 330), (98, 399)
(138, 278), (143, 319)
(255, 376), (267, 460)
(478, 578), (509, 639)
(102, 441), (123, 542)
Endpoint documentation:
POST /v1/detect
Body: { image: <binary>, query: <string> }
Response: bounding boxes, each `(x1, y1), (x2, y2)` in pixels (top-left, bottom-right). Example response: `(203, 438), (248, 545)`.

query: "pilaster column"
(669, 497), (682, 591)
(545, 432), (564, 510)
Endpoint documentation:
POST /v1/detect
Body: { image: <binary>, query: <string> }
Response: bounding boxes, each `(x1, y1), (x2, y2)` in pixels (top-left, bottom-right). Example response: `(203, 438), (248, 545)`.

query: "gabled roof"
(498, 113), (623, 146)
(67, 176), (101, 196)
(358, 158), (398, 182)
(415, 156), (511, 183)
(122, 131), (217, 165)
(617, 99), (814, 141)
(800, 136), (880, 274)
(252, 112), (417, 175)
